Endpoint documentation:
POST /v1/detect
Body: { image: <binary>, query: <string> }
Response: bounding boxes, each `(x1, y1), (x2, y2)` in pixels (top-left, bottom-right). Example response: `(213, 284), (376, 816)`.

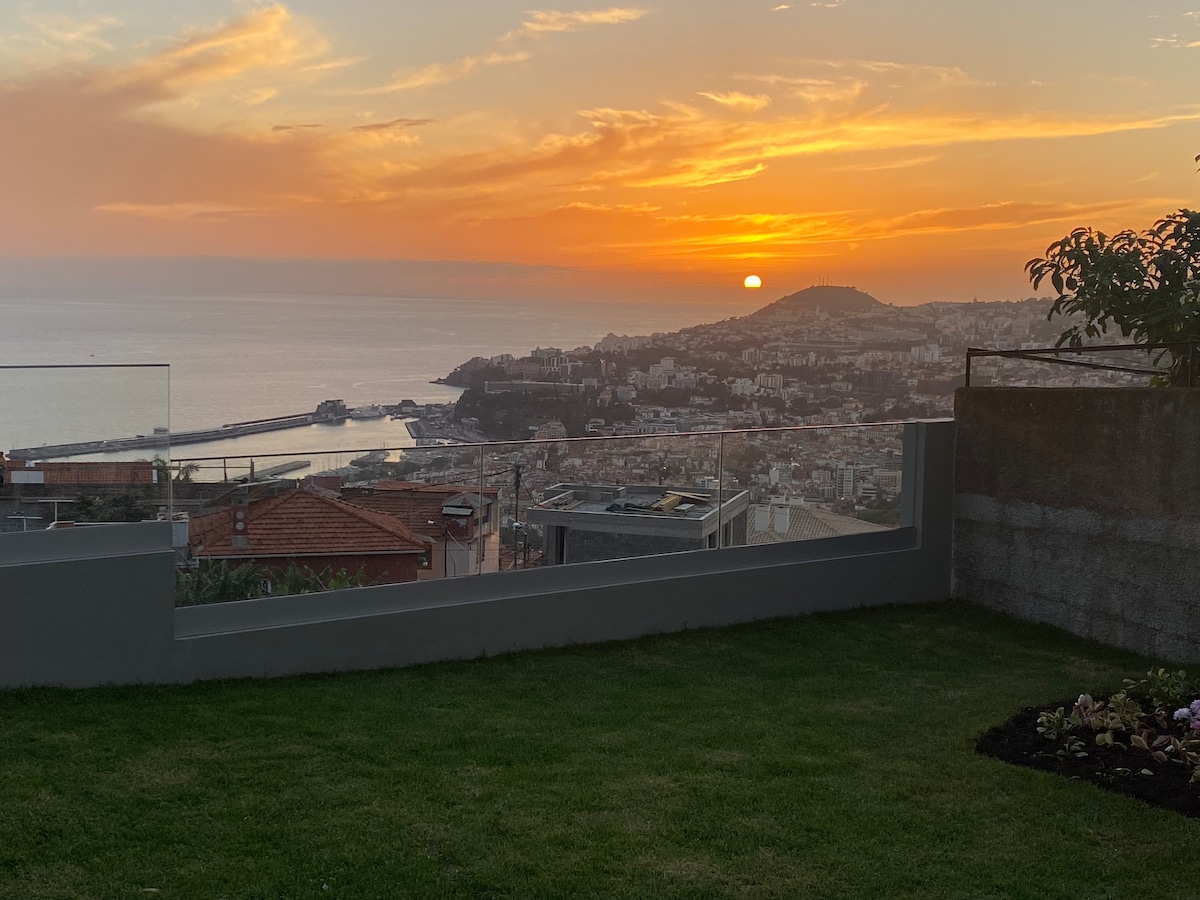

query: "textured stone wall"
(954, 388), (1200, 662)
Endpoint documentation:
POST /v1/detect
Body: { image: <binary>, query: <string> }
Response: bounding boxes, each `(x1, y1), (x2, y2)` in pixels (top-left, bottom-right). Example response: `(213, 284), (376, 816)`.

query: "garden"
(978, 667), (1200, 818)
(3, 602), (1198, 898)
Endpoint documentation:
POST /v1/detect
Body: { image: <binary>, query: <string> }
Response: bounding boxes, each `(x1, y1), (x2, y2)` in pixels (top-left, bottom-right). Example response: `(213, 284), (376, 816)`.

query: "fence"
(964, 342), (1199, 388)
(0, 420), (955, 688)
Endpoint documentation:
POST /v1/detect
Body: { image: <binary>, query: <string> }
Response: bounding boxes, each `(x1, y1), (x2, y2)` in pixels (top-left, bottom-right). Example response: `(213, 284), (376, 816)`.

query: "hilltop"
(751, 285), (887, 316)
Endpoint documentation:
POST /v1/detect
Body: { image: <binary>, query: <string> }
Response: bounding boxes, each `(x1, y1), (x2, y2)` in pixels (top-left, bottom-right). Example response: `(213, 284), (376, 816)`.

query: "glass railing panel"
(0, 364), (171, 535)
(167, 422), (910, 601)
(173, 443), (487, 599)
(718, 424), (906, 548)
(486, 431), (724, 569)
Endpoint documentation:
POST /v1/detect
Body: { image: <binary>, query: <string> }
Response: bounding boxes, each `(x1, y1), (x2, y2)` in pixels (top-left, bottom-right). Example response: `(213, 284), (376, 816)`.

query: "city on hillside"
(0, 286), (1161, 593)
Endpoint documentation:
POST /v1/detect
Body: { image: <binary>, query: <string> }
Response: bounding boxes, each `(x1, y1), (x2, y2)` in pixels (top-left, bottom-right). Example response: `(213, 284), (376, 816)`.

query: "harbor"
(7, 400), (353, 461)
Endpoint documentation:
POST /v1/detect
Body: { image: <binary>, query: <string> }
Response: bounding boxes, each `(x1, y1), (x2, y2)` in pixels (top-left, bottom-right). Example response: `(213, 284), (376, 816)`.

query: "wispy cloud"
(237, 86), (278, 106)
(97, 4), (329, 99)
(345, 51), (529, 95)
(95, 201), (269, 223)
(351, 117), (437, 132)
(586, 200), (1147, 263)
(0, 13), (122, 66)
(502, 7), (647, 41)
(386, 102), (1200, 196)
(1150, 34), (1200, 48)
(301, 56), (367, 73)
(697, 91), (772, 112)
(834, 154), (937, 172)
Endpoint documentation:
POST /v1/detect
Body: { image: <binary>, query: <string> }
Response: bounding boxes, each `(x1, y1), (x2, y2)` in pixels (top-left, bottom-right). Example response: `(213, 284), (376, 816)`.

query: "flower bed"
(976, 668), (1200, 818)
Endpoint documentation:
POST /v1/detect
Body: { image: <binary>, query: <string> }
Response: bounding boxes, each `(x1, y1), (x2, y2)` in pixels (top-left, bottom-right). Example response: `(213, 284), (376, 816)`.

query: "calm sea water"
(0, 294), (743, 464)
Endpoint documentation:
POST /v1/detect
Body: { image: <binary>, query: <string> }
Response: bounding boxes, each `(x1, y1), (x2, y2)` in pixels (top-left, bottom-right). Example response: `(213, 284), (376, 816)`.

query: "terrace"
(2, 366), (1200, 893)
(2, 603), (1197, 897)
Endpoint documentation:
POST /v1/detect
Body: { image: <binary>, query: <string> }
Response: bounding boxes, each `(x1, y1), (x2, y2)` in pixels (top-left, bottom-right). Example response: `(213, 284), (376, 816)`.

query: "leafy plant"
(1026, 209), (1200, 386)
(176, 561), (270, 606)
(1124, 667), (1198, 710)
(1035, 669), (1200, 786)
(176, 561), (375, 605)
(1036, 706), (1087, 759)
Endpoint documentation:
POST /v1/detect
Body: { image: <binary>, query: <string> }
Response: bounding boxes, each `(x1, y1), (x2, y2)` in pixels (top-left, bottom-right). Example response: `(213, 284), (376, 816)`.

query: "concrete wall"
(954, 388), (1200, 663)
(0, 523), (177, 686)
(1, 421), (953, 688)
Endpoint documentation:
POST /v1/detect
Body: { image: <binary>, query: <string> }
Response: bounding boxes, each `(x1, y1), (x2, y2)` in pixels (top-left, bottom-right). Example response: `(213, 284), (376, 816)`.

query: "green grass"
(1, 602), (1195, 899)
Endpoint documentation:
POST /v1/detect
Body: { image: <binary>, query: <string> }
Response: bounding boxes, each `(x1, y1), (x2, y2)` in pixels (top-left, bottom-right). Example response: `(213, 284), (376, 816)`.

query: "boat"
(349, 405), (386, 420)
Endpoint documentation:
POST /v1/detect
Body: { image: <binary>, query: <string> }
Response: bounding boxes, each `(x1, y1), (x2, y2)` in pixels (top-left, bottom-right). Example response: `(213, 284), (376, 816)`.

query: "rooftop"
(532, 483), (743, 521)
(190, 486), (428, 558)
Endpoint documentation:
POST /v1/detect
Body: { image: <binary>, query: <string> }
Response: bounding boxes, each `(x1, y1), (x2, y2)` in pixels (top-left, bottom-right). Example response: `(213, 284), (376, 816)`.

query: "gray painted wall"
(1, 422), (954, 689)
(954, 388), (1200, 663)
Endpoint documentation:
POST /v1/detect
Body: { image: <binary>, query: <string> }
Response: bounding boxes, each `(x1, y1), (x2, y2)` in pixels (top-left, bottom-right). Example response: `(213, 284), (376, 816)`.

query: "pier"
(7, 400), (351, 461)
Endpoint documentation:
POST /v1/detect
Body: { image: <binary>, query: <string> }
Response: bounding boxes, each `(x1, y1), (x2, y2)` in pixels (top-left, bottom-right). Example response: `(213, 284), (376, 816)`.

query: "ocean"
(0, 293), (744, 466)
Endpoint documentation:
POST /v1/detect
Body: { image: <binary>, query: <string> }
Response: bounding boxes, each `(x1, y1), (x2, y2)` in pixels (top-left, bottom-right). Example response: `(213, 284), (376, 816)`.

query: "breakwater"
(7, 402), (351, 461)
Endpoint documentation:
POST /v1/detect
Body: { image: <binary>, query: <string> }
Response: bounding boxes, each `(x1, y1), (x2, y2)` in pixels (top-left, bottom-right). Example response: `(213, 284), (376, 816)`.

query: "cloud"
(96, 4), (329, 99)
(351, 118), (437, 132)
(237, 86), (278, 106)
(556, 201), (662, 213)
(591, 200), (1151, 263)
(382, 100), (1200, 197)
(346, 51), (530, 95)
(772, 5), (792, 10)
(697, 91), (772, 112)
(272, 123), (323, 131)
(0, 13), (122, 67)
(1150, 34), (1200, 48)
(300, 56), (367, 73)
(834, 154), (937, 172)
(502, 7), (647, 40)
(95, 202), (269, 223)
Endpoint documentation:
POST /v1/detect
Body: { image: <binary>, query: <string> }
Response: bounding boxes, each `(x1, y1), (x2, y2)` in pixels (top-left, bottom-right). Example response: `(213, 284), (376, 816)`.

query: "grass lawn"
(1, 601), (1196, 899)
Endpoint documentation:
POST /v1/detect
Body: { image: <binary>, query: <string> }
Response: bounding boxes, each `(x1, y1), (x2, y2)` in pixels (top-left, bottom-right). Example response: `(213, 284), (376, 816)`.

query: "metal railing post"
(716, 432), (725, 550)
(477, 446), (485, 575)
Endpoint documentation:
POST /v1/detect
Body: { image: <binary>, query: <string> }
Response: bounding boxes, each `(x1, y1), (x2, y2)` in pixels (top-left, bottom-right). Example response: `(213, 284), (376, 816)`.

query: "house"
(526, 483), (750, 566)
(340, 481), (501, 578)
(746, 501), (889, 544)
(1, 455), (161, 532)
(2, 457), (156, 486)
(188, 485), (431, 584)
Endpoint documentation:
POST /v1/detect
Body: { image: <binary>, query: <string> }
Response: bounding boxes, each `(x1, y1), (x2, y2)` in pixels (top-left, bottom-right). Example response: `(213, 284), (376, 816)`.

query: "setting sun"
(744, 275), (763, 290)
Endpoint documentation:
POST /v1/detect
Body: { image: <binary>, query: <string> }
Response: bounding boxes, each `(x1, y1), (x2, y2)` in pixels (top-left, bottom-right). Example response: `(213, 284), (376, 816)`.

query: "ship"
(349, 404), (386, 420)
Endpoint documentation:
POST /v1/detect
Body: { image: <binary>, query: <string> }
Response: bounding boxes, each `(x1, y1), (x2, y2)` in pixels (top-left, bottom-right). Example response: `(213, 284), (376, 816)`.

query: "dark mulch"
(976, 698), (1200, 819)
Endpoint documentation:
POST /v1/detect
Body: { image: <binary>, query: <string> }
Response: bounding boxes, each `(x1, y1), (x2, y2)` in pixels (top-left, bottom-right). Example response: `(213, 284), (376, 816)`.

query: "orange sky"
(2, 1), (1199, 304)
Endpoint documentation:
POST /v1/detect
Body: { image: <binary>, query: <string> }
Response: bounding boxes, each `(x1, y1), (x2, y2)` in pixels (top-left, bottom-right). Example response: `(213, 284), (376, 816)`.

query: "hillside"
(752, 285), (887, 316)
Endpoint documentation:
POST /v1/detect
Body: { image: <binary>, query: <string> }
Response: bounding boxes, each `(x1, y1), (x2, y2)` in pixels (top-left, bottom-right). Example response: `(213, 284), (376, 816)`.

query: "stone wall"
(954, 388), (1200, 662)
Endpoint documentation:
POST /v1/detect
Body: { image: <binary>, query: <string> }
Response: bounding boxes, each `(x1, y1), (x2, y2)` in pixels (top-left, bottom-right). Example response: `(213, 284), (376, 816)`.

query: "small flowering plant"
(979, 667), (1200, 815)
(1034, 668), (1200, 786)
(1175, 699), (1200, 736)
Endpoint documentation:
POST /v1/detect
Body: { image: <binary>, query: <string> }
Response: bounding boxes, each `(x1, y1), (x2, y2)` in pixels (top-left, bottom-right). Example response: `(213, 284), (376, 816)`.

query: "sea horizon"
(0, 292), (748, 465)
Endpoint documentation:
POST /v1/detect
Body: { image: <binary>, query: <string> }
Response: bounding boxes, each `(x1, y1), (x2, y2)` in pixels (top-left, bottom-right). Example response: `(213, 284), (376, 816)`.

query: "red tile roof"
(190, 486), (429, 558)
(375, 481), (500, 497)
(343, 492), (445, 534)
(343, 482), (499, 533)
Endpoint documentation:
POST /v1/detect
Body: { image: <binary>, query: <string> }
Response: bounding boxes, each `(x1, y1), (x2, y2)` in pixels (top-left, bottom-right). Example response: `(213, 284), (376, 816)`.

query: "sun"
(743, 275), (762, 289)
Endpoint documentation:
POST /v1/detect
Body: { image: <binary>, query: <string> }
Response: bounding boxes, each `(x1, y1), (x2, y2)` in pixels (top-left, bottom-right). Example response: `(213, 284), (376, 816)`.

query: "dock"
(7, 400), (352, 461)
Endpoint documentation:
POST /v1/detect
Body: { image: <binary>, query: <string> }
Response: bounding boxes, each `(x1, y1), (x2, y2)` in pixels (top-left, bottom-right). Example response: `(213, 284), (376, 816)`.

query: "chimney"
(231, 488), (251, 550)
